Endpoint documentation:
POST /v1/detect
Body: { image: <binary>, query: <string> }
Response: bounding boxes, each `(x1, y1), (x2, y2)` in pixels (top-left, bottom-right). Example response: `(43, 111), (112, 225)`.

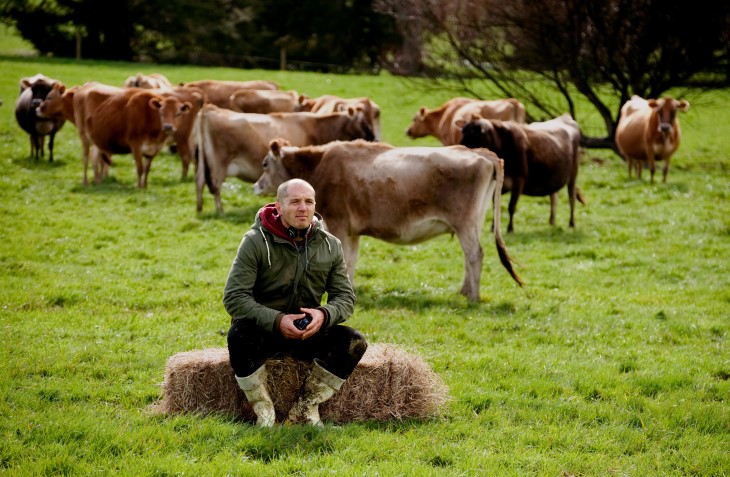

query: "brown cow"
(194, 104), (376, 213)
(299, 95), (382, 141)
(406, 97), (525, 145)
(15, 73), (66, 161)
(458, 113), (585, 232)
(252, 139), (523, 302)
(124, 72), (173, 90)
(615, 95), (690, 183)
(229, 89), (302, 113)
(38, 82), (192, 187)
(183, 79), (279, 108)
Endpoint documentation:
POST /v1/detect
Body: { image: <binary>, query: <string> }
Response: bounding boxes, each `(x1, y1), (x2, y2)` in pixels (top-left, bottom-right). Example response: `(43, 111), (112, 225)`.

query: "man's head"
(275, 179), (316, 230)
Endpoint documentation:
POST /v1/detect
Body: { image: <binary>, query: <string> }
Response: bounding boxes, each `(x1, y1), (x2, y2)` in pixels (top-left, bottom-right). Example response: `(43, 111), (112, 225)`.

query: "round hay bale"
(152, 343), (449, 424)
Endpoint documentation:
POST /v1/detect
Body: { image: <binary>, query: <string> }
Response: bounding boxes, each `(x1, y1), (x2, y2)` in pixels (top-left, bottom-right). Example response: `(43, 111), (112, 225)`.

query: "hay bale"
(152, 343), (449, 424)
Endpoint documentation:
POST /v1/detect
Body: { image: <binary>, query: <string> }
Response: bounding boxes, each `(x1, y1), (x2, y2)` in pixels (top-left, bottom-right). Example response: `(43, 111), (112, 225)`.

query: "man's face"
(276, 183), (316, 230)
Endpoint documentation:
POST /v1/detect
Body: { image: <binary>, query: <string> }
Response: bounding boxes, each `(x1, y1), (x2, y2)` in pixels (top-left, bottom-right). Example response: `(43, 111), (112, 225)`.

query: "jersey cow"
(615, 95), (690, 183)
(458, 113), (585, 232)
(183, 79), (279, 108)
(407, 97), (525, 145)
(124, 72), (173, 90)
(194, 105), (376, 213)
(37, 82), (192, 187)
(229, 89), (303, 113)
(253, 139), (523, 302)
(299, 95), (382, 141)
(15, 73), (66, 161)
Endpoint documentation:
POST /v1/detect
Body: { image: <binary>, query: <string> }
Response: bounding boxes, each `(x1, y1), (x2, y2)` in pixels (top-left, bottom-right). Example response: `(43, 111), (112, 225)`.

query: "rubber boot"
(287, 361), (345, 426)
(236, 364), (276, 427)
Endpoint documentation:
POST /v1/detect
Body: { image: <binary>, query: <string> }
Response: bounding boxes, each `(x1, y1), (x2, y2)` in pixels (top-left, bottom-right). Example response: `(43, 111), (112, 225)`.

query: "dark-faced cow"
(229, 89), (303, 113)
(406, 97), (526, 145)
(124, 72), (174, 90)
(15, 74), (66, 161)
(299, 95), (382, 141)
(194, 104), (375, 213)
(253, 139), (523, 302)
(615, 95), (690, 183)
(183, 79), (279, 109)
(458, 113), (585, 233)
(38, 82), (191, 187)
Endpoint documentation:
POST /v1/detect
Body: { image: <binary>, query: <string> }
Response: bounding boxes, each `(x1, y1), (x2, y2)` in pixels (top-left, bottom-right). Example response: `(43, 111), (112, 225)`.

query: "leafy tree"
(376, 0), (730, 150)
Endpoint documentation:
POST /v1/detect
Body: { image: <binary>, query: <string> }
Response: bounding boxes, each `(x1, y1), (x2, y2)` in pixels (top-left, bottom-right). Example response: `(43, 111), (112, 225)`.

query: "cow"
(252, 139), (523, 302)
(124, 72), (174, 90)
(37, 82), (192, 187)
(182, 79), (279, 108)
(229, 89), (303, 113)
(406, 97), (525, 145)
(194, 104), (376, 213)
(458, 113), (585, 233)
(14, 74), (66, 162)
(615, 95), (690, 183)
(299, 95), (382, 141)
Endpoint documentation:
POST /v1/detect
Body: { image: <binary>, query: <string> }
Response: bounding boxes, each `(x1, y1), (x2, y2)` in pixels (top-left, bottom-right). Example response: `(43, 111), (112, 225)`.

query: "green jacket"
(223, 207), (356, 334)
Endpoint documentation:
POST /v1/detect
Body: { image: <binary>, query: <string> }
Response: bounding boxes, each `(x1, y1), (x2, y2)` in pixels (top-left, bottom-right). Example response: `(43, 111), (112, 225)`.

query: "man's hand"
(279, 307), (325, 340)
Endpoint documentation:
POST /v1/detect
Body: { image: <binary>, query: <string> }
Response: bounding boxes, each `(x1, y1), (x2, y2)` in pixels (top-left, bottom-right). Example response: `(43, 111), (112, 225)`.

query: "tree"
(376, 0), (730, 151)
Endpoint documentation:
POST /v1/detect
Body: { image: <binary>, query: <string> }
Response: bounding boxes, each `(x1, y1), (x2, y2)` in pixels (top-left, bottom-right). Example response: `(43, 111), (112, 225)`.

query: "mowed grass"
(0, 49), (728, 476)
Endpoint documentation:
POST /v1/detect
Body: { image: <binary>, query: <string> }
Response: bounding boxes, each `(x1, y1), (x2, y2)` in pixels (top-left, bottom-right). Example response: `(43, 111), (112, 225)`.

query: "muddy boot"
(236, 364), (275, 427)
(287, 361), (345, 426)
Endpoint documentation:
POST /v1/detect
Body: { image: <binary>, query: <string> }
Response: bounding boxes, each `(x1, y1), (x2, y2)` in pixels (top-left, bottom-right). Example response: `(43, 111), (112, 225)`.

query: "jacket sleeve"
(320, 236), (356, 327)
(223, 232), (282, 333)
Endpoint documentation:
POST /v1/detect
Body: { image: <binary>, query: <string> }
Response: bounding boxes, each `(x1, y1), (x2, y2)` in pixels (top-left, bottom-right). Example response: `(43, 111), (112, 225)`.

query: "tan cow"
(38, 82), (192, 187)
(183, 79), (279, 108)
(615, 95), (690, 183)
(124, 72), (173, 90)
(406, 97), (526, 145)
(154, 86), (206, 179)
(299, 95), (382, 141)
(229, 89), (302, 113)
(252, 139), (523, 302)
(194, 104), (376, 213)
(458, 113), (585, 232)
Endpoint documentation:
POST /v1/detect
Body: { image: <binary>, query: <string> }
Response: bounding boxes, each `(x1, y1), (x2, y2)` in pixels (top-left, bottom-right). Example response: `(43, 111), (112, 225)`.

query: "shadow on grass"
(506, 226), (589, 246)
(11, 155), (67, 169)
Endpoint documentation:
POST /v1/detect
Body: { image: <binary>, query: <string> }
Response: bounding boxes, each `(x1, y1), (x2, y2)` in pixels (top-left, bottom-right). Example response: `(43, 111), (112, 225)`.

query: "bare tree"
(377, 0), (730, 152)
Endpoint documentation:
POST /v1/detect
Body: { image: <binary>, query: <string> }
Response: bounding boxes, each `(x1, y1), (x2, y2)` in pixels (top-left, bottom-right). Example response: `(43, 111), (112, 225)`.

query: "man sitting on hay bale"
(223, 178), (368, 427)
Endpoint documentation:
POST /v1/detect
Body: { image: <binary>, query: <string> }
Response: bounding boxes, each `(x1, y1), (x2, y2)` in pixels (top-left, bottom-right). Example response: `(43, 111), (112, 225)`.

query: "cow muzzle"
(658, 123), (673, 135)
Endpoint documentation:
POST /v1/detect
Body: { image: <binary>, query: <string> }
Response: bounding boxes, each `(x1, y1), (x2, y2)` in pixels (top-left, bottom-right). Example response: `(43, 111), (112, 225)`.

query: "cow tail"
(194, 106), (207, 211)
(491, 156), (524, 287)
(576, 186), (588, 206)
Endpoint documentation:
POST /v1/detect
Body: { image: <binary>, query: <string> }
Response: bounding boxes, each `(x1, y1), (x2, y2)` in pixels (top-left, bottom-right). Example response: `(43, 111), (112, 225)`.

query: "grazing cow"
(14, 74), (66, 161)
(615, 95), (690, 183)
(183, 79), (279, 108)
(299, 95), (382, 141)
(252, 139), (523, 302)
(458, 113), (585, 232)
(229, 89), (303, 113)
(124, 72), (173, 90)
(37, 82), (192, 187)
(194, 104), (376, 213)
(406, 97), (525, 145)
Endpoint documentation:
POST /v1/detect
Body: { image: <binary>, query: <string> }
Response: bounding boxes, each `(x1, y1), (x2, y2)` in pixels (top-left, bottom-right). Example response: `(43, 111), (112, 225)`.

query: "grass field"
(0, 35), (728, 476)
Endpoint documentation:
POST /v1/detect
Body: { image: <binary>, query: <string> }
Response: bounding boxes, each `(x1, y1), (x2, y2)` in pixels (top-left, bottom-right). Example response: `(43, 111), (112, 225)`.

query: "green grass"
(1, 45), (729, 476)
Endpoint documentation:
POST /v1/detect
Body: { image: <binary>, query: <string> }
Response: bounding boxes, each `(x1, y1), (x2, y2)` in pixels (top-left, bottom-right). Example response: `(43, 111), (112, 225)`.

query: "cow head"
(457, 114), (498, 150)
(36, 83), (68, 119)
(254, 139), (293, 196)
(648, 97), (690, 136)
(20, 74), (56, 109)
(343, 107), (375, 142)
(150, 96), (191, 134)
(406, 107), (430, 138)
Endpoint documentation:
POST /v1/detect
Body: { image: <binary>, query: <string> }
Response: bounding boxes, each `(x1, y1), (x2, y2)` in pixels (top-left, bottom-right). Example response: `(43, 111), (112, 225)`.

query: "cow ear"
(677, 100), (690, 112)
(149, 97), (162, 109)
(182, 102), (192, 113)
(418, 107), (427, 118)
(347, 106), (357, 117)
(647, 99), (659, 109)
(455, 118), (466, 130)
(270, 139), (282, 156)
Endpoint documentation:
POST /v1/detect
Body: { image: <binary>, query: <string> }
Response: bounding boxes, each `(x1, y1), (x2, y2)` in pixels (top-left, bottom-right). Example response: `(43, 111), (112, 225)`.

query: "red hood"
(257, 203), (319, 243)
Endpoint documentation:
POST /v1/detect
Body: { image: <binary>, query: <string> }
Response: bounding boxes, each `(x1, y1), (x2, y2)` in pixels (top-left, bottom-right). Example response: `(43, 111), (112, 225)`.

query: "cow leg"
(647, 153), (656, 184)
(48, 131), (56, 162)
(342, 234), (360, 285)
(141, 156), (154, 188)
(662, 157), (670, 183)
(507, 178), (524, 233)
(549, 192), (558, 226)
(456, 230), (483, 302)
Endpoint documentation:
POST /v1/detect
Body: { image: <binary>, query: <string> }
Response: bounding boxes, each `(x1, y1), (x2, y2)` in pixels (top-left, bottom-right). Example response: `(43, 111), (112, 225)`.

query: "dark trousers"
(227, 320), (368, 380)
